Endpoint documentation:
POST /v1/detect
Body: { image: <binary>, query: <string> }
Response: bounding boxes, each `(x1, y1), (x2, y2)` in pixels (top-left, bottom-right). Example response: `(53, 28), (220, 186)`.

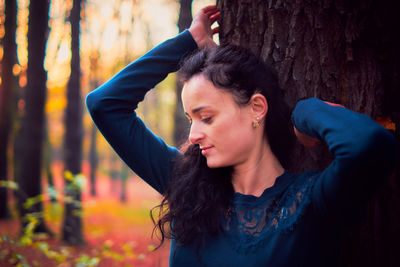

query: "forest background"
(1, 0), (399, 266)
(0, 0), (213, 266)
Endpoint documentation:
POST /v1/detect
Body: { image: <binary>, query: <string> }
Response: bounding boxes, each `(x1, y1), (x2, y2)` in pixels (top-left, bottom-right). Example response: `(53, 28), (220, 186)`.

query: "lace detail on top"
(223, 171), (319, 253)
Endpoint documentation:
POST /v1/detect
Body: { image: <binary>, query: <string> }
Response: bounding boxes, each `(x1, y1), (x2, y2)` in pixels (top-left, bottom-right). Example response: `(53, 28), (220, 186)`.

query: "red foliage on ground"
(0, 162), (170, 266)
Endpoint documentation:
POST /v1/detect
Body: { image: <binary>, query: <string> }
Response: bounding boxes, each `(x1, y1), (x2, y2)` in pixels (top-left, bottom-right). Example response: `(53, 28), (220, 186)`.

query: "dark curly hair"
(151, 44), (294, 253)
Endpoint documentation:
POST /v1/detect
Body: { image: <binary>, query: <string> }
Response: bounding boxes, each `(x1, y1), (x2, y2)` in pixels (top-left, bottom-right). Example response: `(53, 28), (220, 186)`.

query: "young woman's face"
(182, 74), (258, 168)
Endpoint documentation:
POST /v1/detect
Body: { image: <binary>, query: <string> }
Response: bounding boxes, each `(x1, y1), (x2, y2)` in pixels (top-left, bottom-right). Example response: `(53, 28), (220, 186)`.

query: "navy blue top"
(86, 30), (398, 266)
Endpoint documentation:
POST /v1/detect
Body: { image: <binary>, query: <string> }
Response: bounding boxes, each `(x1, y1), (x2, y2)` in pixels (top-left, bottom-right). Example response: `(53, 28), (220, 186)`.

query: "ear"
(249, 93), (268, 120)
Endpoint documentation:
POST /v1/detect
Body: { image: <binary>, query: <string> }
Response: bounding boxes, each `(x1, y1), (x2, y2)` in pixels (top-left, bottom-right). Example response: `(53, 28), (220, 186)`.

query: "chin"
(206, 158), (231, 169)
(206, 162), (219, 169)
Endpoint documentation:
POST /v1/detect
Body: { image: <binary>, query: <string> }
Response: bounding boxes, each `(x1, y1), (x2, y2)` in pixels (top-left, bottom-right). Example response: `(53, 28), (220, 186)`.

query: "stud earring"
(252, 117), (260, 128)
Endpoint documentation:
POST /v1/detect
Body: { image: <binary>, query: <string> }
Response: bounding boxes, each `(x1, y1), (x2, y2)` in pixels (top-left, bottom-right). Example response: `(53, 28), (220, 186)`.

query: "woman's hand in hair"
(294, 100), (344, 147)
(189, 5), (220, 49)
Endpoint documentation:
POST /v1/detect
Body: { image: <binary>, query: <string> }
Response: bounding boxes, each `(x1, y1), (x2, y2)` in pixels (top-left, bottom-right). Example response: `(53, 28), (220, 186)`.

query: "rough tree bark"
(0, 0), (17, 219)
(62, 0), (84, 245)
(17, 0), (50, 232)
(218, 0), (399, 266)
(173, 0), (193, 147)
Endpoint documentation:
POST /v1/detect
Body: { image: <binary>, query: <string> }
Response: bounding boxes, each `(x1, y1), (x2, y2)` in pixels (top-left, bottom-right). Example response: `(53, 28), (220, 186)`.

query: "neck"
(231, 139), (284, 197)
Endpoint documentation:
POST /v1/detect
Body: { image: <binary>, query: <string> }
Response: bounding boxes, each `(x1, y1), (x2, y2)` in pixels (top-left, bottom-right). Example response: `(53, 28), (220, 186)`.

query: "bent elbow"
(372, 127), (398, 169)
(358, 126), (399, 176)
(85, 90), (102, 121)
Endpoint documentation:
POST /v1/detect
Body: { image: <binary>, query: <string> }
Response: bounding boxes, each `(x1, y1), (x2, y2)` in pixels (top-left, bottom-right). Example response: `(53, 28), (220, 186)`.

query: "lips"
(200, 146), (213, 156)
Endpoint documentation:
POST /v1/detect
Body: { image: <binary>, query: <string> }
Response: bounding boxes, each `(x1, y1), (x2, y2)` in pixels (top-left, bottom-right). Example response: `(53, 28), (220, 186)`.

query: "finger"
(202, 5), (218, 13)
(209, 12), (220, 24)
(204, 8), (219, 16)
(204, 6), (218, 13)
(205, 7), (219, 13)
(205, 10), (219, 19)
(212, 26), (220, 35)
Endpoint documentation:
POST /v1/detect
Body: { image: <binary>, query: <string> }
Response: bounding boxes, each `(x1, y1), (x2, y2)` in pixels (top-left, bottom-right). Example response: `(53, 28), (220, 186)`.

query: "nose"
(188, 123), (204, 144)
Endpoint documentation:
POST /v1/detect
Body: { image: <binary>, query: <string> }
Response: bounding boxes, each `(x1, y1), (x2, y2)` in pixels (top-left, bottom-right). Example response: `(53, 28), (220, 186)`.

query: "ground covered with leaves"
(0, 177), (170, 267)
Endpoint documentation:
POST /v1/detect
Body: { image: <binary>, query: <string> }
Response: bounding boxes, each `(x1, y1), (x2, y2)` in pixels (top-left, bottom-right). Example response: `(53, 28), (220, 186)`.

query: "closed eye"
(202, 117), (212, 123)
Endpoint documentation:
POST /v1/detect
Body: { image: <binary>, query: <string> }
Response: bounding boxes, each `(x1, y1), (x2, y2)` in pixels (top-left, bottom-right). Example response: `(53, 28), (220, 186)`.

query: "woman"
(86, 6), (397, 266)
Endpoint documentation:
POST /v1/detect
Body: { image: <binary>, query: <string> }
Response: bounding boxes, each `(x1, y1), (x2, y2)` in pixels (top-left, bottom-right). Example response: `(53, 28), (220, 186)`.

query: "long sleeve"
(291, 98), (398, 216)
(85, 30), (198, 194)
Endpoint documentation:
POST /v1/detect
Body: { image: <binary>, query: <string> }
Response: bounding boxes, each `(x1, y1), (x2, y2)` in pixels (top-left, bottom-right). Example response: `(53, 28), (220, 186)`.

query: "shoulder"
(277, 171), (322, 228)
(284, 170), (323, 207)
(285, 170), (321, 195)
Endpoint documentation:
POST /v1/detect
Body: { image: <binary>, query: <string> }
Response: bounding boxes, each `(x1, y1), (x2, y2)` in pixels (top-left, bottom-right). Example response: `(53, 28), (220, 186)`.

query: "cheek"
(226, 113), (253, 141)
(206, 126), (254, 168)
(228, 128), (255, 155)
(215, 116), (255, 155)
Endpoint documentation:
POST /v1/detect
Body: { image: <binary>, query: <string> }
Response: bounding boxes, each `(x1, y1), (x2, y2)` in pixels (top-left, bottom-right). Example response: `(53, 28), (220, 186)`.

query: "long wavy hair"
(151, 44), (294, 251)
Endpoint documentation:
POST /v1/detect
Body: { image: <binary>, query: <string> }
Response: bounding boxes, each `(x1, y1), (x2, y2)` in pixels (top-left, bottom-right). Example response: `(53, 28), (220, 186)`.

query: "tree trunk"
(110, 155), (119, 195)
(89, 52), (100, 197)
(17, 0), (50, 233)
(44, 121), (56, 203)
(173, 0), (193, 147)
(0, 0), (17, 219)
(218, 0), (400, 266)
(120, 164), (129, 203)
(89, 124), (98, 197)
(62, 0), (84, 245)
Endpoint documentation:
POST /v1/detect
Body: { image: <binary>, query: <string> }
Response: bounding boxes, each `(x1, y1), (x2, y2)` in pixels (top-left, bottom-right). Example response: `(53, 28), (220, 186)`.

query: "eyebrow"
(192, 106), (209, 114)
(185, 106), (210, 117)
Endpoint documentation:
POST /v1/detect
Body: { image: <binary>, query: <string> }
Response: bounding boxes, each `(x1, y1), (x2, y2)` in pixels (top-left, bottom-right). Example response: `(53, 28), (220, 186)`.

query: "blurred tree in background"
(173, 0), (193, 147)
(0, 0), (18, 219)
(0, 0), (214, 265)
(16, 0), (50, 233)
(88, 50), (99, 197)
(62, 0), (84, 245)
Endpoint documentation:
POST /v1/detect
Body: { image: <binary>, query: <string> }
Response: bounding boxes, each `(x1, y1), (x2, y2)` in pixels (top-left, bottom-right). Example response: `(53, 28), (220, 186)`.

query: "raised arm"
(86, 31), (197, 194)
(291, 98), (398, 216)
(85, 6), (220, 194)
